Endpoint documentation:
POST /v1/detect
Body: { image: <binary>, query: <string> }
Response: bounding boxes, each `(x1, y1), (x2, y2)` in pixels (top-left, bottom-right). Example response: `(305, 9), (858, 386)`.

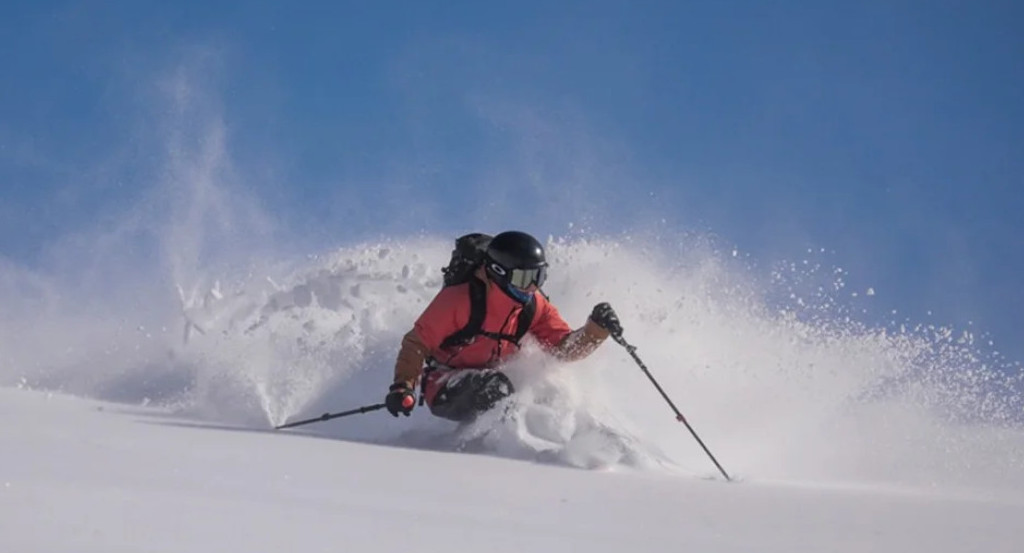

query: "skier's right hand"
(385, 383), (416, 417)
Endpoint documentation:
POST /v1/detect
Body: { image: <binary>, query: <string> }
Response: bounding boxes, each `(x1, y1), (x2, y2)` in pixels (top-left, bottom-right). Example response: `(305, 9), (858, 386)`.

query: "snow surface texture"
(2, 236), (1024, 551)
(4, 388), (1022, 553)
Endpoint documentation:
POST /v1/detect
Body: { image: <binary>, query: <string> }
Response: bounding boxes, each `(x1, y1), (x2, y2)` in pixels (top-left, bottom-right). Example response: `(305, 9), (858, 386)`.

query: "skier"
(385, 230), (622, 422)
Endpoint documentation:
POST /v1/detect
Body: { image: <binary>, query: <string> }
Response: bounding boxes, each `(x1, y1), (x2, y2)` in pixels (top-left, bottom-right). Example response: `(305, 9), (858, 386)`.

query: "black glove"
(590, 302), (622, 335)
(385, 383), (416, 417)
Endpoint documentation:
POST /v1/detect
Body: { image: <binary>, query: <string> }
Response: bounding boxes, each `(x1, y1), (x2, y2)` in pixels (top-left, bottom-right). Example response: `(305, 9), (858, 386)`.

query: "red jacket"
(392, 270), (610, 401)
(415, 278), (572, 368)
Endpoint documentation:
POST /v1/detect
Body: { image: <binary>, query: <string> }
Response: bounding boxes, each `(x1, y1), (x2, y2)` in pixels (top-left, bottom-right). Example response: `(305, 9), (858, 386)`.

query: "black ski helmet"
(485, 231), (548, 293)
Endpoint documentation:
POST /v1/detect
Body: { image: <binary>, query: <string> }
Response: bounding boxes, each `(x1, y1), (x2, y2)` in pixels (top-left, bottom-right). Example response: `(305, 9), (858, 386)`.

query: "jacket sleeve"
(530, 298), (610, 362)
(393, 330), (428, 389)
(392, 286), (470, 388)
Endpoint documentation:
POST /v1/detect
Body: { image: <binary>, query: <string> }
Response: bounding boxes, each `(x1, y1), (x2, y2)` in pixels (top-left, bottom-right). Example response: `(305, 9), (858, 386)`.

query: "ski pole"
(275, 403), (387, 430)
(612, 332), (732, 481)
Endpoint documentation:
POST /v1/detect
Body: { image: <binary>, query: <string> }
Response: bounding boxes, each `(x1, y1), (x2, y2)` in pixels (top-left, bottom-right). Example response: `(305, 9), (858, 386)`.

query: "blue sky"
(1, 1), (1022, 360)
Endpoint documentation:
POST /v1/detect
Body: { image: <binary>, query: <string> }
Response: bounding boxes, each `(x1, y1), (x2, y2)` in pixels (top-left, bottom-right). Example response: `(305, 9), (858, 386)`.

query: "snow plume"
(157, 235), (1023, 487)
(0, 51), (279, 410)
(153, 59), (279, 290)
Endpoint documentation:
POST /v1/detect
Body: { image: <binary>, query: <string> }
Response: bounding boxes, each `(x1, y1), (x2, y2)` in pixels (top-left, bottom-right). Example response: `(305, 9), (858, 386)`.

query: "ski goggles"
(507, 265), (547, 289)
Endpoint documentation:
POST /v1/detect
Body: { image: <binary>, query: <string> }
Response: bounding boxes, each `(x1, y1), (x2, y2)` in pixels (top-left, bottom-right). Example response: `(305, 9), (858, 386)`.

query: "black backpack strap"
(438, 279), (537, 350)
(513, 296), (535, 343)
(439, 277), (487, 350)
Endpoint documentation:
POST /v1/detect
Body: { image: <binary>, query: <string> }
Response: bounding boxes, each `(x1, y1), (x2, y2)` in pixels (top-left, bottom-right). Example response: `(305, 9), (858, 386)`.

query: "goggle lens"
(508, 265), (547, 289)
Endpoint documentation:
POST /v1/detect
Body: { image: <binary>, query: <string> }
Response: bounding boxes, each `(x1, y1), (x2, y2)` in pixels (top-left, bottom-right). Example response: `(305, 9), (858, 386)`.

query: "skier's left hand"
(590, 302), (622, 336)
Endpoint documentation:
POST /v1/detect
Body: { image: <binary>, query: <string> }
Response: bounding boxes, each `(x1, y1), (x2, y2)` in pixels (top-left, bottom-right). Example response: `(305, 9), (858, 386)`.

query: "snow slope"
(3, 236), (1024, 551)
(4, 388), (1022, 553)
